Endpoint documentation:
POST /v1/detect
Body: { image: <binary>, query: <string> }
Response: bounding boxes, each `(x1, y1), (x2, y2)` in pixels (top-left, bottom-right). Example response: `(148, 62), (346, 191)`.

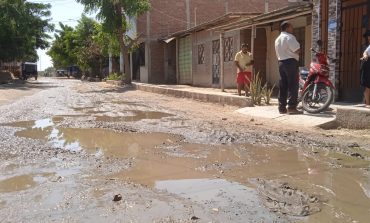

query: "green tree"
(0, 0), (53, 62)
(76, 0), (150, 83)
(48, 15), (108, 77)
(47, 23), (77, 68)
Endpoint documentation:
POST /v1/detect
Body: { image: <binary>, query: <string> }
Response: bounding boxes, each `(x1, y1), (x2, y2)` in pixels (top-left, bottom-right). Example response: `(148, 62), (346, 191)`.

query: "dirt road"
(0, 78), (369, 222)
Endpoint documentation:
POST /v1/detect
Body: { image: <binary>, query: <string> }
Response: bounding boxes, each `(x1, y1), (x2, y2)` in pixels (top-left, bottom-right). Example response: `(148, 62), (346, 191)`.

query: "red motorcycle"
(298, 41), (335, 113)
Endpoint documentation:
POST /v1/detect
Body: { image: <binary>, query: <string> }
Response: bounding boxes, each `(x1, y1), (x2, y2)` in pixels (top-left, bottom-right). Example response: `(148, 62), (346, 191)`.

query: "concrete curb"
(131, 83), (253, 107)
(106, 80), (124, 86)
(334, 107), (370, 129)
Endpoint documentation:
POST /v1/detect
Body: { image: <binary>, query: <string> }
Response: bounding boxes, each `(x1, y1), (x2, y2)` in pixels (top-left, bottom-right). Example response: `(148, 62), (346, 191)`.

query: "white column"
(220, 32), (225, 91)
(186, 0), (190, 29)
(119, 52), (124, 74)
(251, 25), (256, 74)
(265, 0), (269, 13)
(109, 52), (112, 74)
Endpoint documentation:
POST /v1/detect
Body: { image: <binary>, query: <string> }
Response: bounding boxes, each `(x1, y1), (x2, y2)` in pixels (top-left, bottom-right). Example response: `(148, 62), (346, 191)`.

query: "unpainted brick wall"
(137, 0), (289, 84)
(138, 0), (290, 39)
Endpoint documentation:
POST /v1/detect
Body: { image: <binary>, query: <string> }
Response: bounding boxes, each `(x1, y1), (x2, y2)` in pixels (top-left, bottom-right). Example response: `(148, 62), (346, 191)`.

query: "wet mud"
(3, 117), (370, 222)
(1, 79), (370, 222)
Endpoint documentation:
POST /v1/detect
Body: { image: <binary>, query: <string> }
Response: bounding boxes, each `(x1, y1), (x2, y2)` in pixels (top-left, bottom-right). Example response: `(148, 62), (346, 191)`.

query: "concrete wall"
(266, 29), (280, 86)
(148, 41), (165, 84)
(191, 29), (240, 88)
(164, 41), (177, 84)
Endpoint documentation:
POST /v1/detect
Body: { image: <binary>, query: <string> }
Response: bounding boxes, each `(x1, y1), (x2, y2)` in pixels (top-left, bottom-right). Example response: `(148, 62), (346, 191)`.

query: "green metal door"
(178, 36), (192, 84)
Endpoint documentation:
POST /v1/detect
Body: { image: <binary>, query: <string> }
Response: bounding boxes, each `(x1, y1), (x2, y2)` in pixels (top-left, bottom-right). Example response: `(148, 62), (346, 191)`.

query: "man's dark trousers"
(278, 58), (299, 110)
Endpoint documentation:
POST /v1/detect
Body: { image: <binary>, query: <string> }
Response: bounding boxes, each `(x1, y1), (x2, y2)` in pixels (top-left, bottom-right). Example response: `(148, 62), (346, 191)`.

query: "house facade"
(132, 0), (290, 84)
(161, 0), (370, 103)
(168, 3), (313, 89)
(312, 0), (370, 102)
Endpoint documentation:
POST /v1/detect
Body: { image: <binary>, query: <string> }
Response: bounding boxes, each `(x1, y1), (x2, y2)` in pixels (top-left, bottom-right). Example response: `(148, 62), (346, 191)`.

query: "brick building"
(167, 3), (312, 89)
(132, 0), (290, 84)
(312, 0), (370, 102)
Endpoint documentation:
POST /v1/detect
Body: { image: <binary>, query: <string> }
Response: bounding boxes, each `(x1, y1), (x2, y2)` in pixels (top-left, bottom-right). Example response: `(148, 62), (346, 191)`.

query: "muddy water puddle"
(0, 175), (37, 193)
(70, 104), (173, 122)
(2, 118), (370, 222)
(94, 110), (173, 122)
(4, 118), (179, 154)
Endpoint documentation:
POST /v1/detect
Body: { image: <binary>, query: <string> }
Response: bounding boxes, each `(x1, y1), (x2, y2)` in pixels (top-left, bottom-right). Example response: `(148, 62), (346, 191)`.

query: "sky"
(34, 0), (92, 71)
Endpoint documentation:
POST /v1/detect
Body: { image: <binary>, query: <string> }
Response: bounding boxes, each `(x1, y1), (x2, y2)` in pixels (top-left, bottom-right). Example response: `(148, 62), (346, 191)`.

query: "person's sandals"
(287, 108), (303, 115)
(279, 108), (287, 114)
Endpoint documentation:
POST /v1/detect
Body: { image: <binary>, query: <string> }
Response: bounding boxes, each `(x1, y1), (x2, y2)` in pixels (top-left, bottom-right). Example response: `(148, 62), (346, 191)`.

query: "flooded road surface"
(1, 79), (370, 222)
(2, 116), (370, 222)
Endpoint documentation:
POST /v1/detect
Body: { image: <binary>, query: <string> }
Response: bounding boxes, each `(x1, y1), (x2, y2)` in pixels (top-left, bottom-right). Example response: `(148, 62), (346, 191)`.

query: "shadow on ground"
(83, 86), (136, 94)
(0, 80), (60, 91)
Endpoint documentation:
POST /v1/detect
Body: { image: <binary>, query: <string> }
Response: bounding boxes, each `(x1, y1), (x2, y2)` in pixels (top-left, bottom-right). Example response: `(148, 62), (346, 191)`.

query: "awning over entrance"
(163, 37), (176, 44)
(210, 3), (312, 32)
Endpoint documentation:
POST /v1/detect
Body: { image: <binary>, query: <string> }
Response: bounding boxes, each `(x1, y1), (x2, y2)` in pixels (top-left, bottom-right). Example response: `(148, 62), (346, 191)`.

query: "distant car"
(67, 65), (82, 78)
(56, 70), (69, 78)
(21, 62), (38, 80)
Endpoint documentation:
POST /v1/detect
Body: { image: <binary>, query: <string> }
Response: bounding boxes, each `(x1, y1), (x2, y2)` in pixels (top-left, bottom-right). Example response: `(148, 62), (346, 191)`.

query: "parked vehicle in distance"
(56, 69), (69, 78)
(21, 62), (38, 80)
(67, 65), (82, 78)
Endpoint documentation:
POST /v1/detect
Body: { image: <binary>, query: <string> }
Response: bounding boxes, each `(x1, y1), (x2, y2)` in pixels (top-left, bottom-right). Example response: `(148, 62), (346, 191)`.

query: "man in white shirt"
(275, 21), (302, 114)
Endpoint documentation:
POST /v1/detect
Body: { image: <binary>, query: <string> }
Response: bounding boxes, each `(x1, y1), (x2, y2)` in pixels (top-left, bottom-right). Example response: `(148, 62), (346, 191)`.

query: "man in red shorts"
(234, 43), (254, 96)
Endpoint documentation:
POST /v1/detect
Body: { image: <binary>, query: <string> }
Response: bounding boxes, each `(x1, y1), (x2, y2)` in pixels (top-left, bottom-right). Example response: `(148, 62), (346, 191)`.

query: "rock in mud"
(254, 179), (321, 217)
(350, 152), (364, 159)
(348, 142), (360, 148)
(113, 194), (122, 202)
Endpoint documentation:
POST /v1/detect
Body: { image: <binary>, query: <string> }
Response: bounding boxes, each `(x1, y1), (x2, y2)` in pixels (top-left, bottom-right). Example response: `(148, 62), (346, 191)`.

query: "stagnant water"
(1, 117), (370, 222)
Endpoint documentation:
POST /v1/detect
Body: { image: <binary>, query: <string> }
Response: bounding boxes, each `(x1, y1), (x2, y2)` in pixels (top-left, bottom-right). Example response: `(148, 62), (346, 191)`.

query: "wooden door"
(340, 0), (368, 101)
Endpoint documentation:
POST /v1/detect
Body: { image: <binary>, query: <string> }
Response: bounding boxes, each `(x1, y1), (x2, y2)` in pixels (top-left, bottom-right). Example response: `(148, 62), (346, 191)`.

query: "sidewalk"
(236, 105), (336, 128)
(132, 82), (253, 107)
(130, 82), (370, 130)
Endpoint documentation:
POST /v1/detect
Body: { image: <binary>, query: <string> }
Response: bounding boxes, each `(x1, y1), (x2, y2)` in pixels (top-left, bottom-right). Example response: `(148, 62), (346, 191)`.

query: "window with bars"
(224, 37), (234, 62)
(198, 44), (205, 64)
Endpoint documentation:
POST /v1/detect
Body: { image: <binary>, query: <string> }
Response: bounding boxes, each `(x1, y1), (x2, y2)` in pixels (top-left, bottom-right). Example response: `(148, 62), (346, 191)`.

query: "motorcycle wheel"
(302, 83), (333, 113)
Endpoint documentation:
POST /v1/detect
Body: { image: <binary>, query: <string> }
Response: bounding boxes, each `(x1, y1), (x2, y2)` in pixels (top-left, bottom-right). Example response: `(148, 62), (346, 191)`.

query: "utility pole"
(186, 0), (190, 29)
(265, 0), (269, 13)
(194, 7), (197, 27)
(39, 53), (42, 71)
(251, 25), (256, 74)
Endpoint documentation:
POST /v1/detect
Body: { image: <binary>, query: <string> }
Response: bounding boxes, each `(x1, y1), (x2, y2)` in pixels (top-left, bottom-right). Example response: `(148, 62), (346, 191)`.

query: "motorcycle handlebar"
(310, 48), (337, 62)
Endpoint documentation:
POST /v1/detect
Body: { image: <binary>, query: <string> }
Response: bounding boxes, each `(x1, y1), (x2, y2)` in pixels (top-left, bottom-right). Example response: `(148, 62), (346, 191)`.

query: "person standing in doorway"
(275, 21), (302, 114)
(360, 30), (370, 108)
(234, 43), (254, 96)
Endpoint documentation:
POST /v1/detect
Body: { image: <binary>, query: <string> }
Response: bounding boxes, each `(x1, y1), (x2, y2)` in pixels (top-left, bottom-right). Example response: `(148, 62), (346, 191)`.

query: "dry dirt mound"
(0, 70), (15, 84)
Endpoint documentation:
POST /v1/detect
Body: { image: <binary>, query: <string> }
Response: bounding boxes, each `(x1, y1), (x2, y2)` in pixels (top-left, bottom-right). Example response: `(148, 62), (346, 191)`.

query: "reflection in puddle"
(5, 117), (178, 155)
(94, 110), (173, 122)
